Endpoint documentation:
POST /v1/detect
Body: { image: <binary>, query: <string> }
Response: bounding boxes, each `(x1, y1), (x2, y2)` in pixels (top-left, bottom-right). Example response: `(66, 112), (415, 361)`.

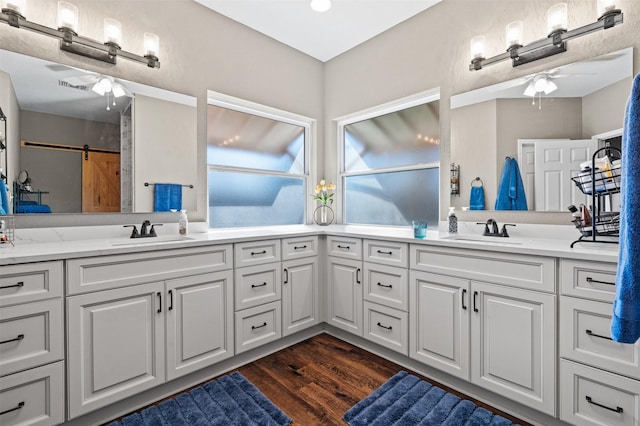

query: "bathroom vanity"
(0, 225), (627, 426)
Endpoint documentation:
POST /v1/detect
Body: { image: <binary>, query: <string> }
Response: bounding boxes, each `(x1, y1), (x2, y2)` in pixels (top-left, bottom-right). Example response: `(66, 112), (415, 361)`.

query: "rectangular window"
(207, 92), (311, 228)
(340, 91), (440, 227)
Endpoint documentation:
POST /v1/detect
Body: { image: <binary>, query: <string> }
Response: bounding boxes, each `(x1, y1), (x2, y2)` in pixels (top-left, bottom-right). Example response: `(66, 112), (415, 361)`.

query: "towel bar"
(144, 182), (194, 188)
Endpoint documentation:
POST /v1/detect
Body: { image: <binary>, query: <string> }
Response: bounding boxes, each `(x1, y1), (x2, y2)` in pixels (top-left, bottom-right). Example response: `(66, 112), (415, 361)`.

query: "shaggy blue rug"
(108, 371), (291, 426)
(343, 371), (518, 426)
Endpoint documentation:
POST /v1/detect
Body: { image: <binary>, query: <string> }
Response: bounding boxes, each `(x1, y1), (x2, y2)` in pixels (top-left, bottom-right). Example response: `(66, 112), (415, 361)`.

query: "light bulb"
(547, 3), (568, 34)
(2, 0), (27, 17)
(310, 0), (331, 12)
(143, 32), (159, 57)
(57, 1), (78, 32)
(505, 21), (523, 49)
(103, 18), (122, 46)
(470, 35), (486, 60)
(534, 76), (548, 92)
(597, 0), (617, 18)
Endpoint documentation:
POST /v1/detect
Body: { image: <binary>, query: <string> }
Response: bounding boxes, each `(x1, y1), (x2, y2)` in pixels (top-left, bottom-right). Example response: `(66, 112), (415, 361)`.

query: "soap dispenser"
(448, 207), (458, 234)
(178, 210), (188, 235)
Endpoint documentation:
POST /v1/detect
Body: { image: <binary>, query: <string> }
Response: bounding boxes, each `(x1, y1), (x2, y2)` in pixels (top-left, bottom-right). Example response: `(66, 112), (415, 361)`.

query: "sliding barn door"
(82, 152), (121, 212)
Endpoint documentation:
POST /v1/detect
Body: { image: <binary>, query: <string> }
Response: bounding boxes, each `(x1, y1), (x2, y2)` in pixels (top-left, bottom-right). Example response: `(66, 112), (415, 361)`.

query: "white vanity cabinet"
(282, 236), (319, 336)
(410, 245), (557, 416)
(326, 236), (363, 336)
(66, 245), (233, 419)
(0, 261), (65, 426)
(559, 259), (640, 426)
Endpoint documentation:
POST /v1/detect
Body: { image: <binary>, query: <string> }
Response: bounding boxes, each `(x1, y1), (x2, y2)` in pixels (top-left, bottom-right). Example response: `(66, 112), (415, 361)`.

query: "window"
(339, 90), (440, 226)
(207, 91), (312, 228)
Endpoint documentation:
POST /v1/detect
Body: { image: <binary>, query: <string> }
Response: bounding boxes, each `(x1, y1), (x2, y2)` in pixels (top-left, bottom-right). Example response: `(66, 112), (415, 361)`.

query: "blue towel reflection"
(495, 157), (528, 210)
(470, 186), (485, 210)
(154, 183), (182, 212)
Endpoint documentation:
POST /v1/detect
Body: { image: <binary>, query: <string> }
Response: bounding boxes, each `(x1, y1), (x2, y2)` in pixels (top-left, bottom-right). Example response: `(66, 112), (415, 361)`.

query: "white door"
(67, 282), (165, 419)
(518, 142), (536, 210)
(165, 271), (233, 381)
(530, 139), (597, 211)
(470, 281), (556, 416)
(409, 271), (470, 380)
(327, 257), (363, 336)
(282, 257), (319, 336)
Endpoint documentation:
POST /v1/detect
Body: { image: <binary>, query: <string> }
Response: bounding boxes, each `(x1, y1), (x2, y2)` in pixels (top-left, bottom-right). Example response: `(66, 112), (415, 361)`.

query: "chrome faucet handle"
(123, 225), (139, 238)
(500, 223), (516, 237)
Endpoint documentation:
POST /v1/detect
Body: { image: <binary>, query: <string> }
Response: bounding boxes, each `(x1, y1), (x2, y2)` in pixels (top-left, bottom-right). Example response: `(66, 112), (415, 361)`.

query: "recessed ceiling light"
(310, 0), (331, 13)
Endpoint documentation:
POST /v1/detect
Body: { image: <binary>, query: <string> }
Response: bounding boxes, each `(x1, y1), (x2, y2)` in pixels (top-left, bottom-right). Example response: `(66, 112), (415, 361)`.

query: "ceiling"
(193, 0), (442, 62)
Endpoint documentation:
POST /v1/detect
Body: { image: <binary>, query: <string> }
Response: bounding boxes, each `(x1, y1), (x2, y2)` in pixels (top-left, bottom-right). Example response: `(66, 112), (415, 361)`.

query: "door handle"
(461, 288), (467, 310)
(168, 289), (173, 311)
(157, 292), (162, 313)
(356, 268), (361, 284)
(284, 269), (289, 284)
(473, 291), (479, 312)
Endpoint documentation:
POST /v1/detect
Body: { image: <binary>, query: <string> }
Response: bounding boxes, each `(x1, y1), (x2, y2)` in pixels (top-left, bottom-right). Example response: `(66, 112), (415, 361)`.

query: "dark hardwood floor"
(237, 333), (531, 425)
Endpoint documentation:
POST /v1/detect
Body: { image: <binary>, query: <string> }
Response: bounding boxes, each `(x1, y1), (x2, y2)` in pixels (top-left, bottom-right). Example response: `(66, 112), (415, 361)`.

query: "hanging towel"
(0, 180), (9, 215)
(495, 157), (528, 210)
(469, 186), (485, 210)
(612, 73), (640, 343)
(154, 183), (182, 212)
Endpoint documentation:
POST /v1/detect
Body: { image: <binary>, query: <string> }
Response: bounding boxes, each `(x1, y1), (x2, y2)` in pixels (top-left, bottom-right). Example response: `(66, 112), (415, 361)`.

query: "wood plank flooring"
(237, 333), (531, 425)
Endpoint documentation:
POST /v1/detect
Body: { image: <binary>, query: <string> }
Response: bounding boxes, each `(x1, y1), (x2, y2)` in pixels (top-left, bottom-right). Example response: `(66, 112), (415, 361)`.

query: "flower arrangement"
(312, 179), (335, 205)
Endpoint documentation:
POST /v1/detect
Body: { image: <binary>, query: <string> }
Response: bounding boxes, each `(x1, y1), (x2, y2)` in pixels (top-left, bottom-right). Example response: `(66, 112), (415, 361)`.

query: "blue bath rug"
(343, 371), (518, 425)
(108, 371), (291, 426)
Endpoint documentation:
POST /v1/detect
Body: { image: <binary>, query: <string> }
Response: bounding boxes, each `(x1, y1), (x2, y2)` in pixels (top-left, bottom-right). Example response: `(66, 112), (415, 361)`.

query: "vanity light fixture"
(0, 0), (161, 68)
(310, 0), (331, 13)
(469, 1), (622, 71)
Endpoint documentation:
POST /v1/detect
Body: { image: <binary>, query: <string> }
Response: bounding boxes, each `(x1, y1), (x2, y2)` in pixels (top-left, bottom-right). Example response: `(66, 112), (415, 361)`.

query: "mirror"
(450, 47), (632, 212)
(0, 49), (197, 214)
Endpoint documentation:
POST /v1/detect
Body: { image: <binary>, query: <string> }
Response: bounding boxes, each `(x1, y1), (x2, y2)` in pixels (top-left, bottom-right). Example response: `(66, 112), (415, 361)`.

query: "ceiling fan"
(62, 74), (130, 110)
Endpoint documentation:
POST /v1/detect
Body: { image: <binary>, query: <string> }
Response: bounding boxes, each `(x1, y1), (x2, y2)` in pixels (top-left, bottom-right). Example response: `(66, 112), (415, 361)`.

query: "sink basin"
(441, 235), (525, 245)
(112, 236), (195, 246)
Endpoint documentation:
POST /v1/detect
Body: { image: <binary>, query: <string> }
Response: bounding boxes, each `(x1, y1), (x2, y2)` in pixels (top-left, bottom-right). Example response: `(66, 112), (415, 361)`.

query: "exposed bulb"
(310, 0), (331, 12)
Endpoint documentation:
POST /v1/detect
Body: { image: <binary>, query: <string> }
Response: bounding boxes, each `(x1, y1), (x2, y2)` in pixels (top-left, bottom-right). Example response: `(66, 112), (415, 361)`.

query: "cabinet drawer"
(561, 297), (640, 379)
(560, 259), (617, 302)
(0, 299), (63, 377)
(363, 263), (408, 311)
(363, 301), (408, 355)
(235, 263), (282, 310)
(364, 240), (408, 267)
(327, 236), (362, 260)
(560, 359), (640, 426)
(234, 240), (281, 267)
(67, 245), (233, 295)
(235, 301), (281, 354)
(282, 236), (318, 260)
(0, 361), (65, 426)
(0, 262), (63, 307)
(411, 245), (556, 293)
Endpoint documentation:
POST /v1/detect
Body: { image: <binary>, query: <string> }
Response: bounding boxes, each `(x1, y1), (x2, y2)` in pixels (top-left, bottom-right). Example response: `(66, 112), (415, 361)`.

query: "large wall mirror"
(450, 47), (632, 212)
(0, 49), (197, 215)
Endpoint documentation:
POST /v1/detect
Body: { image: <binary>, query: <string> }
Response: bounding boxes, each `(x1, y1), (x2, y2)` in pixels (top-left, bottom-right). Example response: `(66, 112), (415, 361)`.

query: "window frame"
(336, 88), (441, 226)
(206, 90), (316, 227)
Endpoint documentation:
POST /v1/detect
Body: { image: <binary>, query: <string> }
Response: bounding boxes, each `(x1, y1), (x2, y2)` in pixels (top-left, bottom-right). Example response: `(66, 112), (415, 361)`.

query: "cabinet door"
(471, 281), (556, 416)
(410, 271), (470, 380)
(166, 271), (233, 381)
(327, 257), (363, 336)
(67, 282), (165, 419)
(282, 257), (319, 336)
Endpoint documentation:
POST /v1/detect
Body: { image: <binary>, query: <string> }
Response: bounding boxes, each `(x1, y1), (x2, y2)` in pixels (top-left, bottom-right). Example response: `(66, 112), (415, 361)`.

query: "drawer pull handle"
(0, 334), (24, 345)
(377, 322), (392, 330)
(585, 396), (623, 413)
(586, 277), (615, 286)
(157, 292), (162, 313)
(252, 322), (267, 330)
(251, 250), (267, 256)
(337, 245), (350, 249)
(294, 245), (307, 250)
(462, 289), (467, 310)
(252, 282), (267, 289)
(377, 282), (393, 289)
(0, 401), (25, 416)
(168, 290), (173, 311)
(585, 329), (613, 341)
(0, 281), (24, 290)
(377, 250), (393, 255)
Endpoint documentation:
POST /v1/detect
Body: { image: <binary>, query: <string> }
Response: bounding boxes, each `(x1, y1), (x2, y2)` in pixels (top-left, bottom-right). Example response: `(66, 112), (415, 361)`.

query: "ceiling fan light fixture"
(111, 82), (126, 98)
(310, 0), (331, 13)
(91, 77), (112, 96)
(544, 79), (558, 94)
(524, 81), (536, 97)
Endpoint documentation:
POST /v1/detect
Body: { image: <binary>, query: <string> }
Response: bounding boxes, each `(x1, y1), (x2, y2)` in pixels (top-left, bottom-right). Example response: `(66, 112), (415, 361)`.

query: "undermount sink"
(441, 235), (526, 245)
(111, 236), (195, 246)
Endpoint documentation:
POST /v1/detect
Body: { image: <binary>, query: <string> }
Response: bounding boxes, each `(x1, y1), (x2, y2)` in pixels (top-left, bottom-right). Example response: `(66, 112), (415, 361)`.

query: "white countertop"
(0, 222), (620, 265)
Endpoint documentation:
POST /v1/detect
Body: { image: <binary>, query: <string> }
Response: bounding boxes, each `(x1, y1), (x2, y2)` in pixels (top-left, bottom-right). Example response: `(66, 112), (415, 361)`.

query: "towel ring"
(471, 177), (484, 187)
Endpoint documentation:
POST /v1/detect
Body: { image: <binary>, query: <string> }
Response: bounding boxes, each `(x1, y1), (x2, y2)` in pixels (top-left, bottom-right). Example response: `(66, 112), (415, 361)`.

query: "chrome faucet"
(477, 219), (516, 237)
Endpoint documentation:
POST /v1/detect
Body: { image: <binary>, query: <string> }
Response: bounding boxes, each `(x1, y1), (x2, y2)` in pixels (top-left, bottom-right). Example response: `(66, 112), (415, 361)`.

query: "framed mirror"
(450, 47), (632, 212)
(0, 49), (197, 215)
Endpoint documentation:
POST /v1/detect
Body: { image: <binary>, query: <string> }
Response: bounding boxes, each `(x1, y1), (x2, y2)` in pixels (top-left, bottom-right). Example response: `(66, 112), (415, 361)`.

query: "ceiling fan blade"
(62, 75), (100, 86)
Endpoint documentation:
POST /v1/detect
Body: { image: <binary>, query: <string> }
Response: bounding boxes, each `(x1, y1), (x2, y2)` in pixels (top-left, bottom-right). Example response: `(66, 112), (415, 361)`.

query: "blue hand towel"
(469, 186), (485, 210)
(154, 183), (182, 212)
(495, 157), (528, 210)
(612, 73), (640, 343)
(0, 180), (9, 214)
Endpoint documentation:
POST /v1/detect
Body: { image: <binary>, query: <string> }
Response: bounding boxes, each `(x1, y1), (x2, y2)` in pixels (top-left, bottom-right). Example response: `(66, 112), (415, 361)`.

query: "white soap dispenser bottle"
(178, 210), (188, 235)
(448, 207), (458, 234)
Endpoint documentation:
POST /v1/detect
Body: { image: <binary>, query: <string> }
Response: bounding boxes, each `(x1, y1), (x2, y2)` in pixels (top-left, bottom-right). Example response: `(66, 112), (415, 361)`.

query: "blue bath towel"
(154, 183), (182, 212)
(0, 180), (8, 214)
(495, 157), (528, 210)
(612, 73), (640, 343)
(470, 186), (485, 210)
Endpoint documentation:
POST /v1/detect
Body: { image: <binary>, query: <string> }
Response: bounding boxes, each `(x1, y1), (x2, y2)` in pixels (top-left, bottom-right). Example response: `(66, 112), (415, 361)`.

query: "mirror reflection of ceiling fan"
(62, 74), (131, 110)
